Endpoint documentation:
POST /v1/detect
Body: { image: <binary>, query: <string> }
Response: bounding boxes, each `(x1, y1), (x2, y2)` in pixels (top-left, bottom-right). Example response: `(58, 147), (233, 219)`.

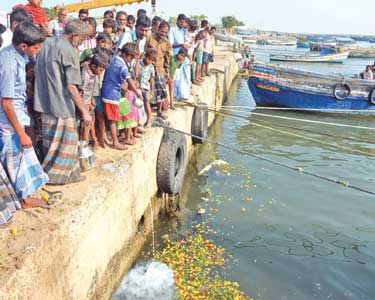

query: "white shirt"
(0, 28), (12, 50)
(48, 19), (65, 37)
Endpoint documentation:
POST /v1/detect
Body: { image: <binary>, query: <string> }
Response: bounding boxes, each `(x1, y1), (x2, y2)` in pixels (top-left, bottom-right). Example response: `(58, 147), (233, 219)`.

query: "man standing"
(48, 8), (67, 37)
(78, 9), (89, 21)
(115, 11), (127, 34)
(34, 20), (90, 185)
(168, 14), (187, 56)
(145, 21), (171, 119)
(0, 21), (48, 225)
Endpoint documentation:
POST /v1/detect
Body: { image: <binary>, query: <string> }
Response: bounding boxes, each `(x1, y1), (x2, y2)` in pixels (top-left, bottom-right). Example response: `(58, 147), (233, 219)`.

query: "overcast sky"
(2, 0), (375, 35)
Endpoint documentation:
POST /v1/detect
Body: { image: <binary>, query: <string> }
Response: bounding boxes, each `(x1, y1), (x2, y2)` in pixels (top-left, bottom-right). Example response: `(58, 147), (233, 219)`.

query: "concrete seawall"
(0, 46), (239, 300)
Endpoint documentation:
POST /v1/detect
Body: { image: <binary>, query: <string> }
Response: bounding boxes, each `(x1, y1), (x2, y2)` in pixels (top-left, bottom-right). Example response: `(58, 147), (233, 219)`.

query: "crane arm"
(57, 0), (149, 13)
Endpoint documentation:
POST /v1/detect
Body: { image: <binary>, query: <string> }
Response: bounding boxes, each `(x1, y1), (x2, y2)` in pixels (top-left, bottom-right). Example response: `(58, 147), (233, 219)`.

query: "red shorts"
(104, 102), (120, 121)
(165, 77), (174, 88)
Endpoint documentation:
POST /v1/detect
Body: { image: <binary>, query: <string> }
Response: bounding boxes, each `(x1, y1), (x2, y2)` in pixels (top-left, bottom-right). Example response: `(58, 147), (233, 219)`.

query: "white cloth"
(48, 19), (64, 37)
(0, 28), (12, 50)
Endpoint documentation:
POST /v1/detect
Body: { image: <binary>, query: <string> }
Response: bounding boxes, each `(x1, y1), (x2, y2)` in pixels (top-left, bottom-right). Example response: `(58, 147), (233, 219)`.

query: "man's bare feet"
(21, 196), (46, 209)
(125, 139), (136, 145)
(144, 122), (152, 128)
(112, 143), (127, 150)
(170, 104), (176, 110)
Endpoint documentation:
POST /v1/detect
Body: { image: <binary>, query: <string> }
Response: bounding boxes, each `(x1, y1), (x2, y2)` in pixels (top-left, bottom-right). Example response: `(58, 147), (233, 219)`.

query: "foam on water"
(112, 261), (174, 300)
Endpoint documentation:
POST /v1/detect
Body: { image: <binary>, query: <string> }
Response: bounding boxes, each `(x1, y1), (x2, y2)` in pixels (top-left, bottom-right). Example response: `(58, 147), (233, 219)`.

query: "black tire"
(191, 104), (208, 144)
(368, 87), (375, 105)
(156, 130), (187, 195)
(333, 83), (351, 100)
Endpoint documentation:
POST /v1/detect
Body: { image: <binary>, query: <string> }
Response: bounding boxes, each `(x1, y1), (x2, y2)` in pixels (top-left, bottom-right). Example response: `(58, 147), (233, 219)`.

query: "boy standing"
(0, 21), (48, 225)
(79, 53), (110, 148)
(15, 0), (52, 36)
(138, 49), (156, 128)
(101, 43), (142, 150)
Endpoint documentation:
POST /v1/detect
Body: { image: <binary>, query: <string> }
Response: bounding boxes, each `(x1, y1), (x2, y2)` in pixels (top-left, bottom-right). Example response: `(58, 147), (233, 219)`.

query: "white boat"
(269, 51), (350, 63)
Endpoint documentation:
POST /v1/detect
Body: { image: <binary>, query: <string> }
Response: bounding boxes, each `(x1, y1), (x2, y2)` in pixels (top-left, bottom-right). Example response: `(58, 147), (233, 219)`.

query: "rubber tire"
(156, 129), (187, 195)
(368, 87), (375, 105)
(333, 83), (351, 100)
(191, 104), (208, 144)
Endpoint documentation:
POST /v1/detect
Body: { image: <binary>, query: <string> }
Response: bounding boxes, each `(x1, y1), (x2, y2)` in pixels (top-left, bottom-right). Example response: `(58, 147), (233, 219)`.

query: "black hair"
(158, 21), (170, 31)
(127, 15), (136, 23)
(90, 52), (110, 69)
(177, 14), (187, 21)
(103, 10), (114, 18)
(79, 9), (89, 16)
(93, 47), (113, 59)
(95, 32), (111, 45)
(103, 19), (116, 31)
(137, 9), (147, 18)
(116, 11), (127, 21)
(136, 14), (151, 28)
(121, 42), (137, 57)
(201, 19), (209, 28)
(144, 48), (157, 61)
(187, 19), (198, 31)
(210, 26), (216, 31)
(12, 21), (46, 46)
(10, 8), (32, 29)
(86, 17), (97, 28)
(177, 47), (188, 57)
(152, 16), (162, 26)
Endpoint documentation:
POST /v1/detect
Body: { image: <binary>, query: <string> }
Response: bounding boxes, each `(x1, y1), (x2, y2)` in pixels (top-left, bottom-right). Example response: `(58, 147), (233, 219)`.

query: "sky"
(2, 0), (375, 35)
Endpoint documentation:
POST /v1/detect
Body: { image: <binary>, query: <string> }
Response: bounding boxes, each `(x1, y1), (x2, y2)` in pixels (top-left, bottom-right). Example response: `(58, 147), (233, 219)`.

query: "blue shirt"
(168, 25), (186, 56)
(101, 56), (130, 104)
(0, 44), (30, 135)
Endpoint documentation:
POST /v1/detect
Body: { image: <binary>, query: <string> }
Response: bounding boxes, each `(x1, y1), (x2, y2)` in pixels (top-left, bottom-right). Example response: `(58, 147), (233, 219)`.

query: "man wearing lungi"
(34, 20), (91, 185)
(145, 21), (171, 120)
(0, 22), (48, 226)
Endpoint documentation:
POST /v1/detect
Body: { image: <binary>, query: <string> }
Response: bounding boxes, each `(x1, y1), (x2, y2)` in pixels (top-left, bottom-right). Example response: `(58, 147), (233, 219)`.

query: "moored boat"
(269, 51), (349, 63)
(246, 62), (375, 113)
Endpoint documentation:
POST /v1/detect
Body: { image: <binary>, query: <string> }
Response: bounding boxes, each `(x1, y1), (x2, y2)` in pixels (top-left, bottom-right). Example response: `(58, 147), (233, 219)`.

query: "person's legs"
(96, 111), (108, 147)
(109, 121), (126, 149)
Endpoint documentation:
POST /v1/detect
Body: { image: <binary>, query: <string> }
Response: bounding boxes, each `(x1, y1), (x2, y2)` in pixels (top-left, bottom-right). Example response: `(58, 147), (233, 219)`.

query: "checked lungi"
(0, 134), (49, 225)
(151, 75), (168, 104)
(41, 114), (81, 185)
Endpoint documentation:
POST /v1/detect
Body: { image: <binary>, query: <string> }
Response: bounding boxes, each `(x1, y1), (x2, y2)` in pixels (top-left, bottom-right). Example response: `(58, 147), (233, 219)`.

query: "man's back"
(34, 36), (81, 118)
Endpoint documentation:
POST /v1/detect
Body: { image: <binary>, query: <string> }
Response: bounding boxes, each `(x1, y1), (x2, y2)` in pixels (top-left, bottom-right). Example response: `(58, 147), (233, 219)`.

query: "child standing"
(169, 47), (188, 101)
(193, 30), (206, 83)
(101, 43), (142, 150)
(79, 53), (110, 149)
(185, 19), (198, 84)
(138, 49), (156, 128)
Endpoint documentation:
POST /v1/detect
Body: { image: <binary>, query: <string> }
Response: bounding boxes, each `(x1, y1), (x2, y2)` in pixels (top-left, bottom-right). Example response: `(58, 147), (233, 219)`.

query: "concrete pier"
(0, 46), (239, 300)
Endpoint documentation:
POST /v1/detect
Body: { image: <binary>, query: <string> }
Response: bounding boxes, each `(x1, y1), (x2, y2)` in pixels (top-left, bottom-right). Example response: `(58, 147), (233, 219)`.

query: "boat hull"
(247, 76), (375, 112)
(269, 52), (349, 63)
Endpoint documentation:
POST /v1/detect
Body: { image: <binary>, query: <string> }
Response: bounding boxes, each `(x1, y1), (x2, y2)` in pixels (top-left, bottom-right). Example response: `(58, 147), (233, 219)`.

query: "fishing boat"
(348, 48), (375, 58)
(296, 40), (310, 48)
(269, 51), (349, 63)
(234, 26), (257, 36)
(246, 62), (375, 113)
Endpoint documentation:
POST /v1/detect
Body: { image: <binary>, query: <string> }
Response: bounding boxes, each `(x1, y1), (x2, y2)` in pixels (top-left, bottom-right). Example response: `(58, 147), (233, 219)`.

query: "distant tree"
(189, 14), (208, 23)
(43, 7), (56, 20)
(221, 16), (244, 29)
(168, 16), (177, 24)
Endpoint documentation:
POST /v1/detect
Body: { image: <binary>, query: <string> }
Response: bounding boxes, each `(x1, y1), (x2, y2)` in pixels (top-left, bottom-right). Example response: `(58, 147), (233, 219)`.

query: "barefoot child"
(101, 42), (142, 150)
(168, 47), (188, 102)
(0, 21), (48, 225)
(79, 52), (110, 149)
(138, 48), (156, 128)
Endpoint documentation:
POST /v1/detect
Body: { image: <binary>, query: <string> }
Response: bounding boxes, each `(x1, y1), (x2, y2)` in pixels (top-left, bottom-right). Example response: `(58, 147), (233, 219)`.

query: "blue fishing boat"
(247, 62), (375, 113)
(296, 40), (310, 48)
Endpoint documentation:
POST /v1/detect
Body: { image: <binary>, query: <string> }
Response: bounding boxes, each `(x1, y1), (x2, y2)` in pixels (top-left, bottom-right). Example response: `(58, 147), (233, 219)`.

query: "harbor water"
(138, 57), (375, 300)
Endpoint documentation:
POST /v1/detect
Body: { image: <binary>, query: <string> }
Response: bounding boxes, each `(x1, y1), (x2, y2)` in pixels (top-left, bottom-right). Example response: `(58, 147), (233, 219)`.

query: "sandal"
(21, 197), (46, 209)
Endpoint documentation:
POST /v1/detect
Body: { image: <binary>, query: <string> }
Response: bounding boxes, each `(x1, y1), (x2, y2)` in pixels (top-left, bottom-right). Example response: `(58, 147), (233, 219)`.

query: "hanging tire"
(368, 87), (375, 105)
(156, 129), (187, 195)
(333, 83), (351, 100)
(191, 104), (208, 144)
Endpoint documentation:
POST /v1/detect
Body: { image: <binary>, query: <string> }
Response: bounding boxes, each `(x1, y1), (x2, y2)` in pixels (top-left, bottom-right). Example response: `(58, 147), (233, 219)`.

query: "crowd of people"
(0, 0), (217, 226)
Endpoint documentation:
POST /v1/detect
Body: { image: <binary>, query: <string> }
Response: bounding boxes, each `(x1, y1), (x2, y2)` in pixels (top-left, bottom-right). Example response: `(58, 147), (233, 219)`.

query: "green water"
(145, 76), (375, 300)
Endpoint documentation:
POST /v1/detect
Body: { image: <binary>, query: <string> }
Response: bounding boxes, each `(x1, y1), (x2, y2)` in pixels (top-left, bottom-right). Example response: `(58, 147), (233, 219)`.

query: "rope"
(162, 126), (375, 197)
(177, 101), (374, 156)
(222, 109), (375, 131)
(221, 105), (375, 114)
(206, 108), (374, 157)
(250, 117), (374, 144)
